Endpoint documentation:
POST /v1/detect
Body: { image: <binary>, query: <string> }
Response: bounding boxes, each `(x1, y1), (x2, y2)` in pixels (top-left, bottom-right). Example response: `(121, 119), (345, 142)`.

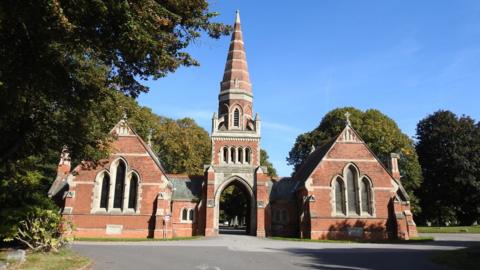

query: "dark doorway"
(219, 182), (251, 235)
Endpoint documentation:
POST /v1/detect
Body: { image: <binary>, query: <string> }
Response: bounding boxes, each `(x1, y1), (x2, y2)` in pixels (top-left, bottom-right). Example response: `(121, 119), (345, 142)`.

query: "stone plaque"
(207, 199), (215, 208)
(106, 224), (123, 235)
(347, 227), (364, 237)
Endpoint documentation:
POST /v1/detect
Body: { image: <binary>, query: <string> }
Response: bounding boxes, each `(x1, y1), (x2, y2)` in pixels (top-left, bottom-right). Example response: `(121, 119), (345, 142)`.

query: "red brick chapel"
(48, 11), (417, 240)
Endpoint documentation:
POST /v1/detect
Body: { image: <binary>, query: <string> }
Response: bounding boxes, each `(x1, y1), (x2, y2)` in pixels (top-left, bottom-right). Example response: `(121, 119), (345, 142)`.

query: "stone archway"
(213, 177), (256, 235)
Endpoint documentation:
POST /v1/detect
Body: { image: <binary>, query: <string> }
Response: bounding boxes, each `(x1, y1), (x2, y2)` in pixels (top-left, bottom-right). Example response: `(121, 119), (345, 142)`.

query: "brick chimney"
(57, 145), (71, 176)
(389, 153), (401, 180)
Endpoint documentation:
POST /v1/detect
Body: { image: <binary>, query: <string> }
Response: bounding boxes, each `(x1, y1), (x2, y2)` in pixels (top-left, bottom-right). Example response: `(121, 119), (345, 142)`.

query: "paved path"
(73, 234), (479, 270)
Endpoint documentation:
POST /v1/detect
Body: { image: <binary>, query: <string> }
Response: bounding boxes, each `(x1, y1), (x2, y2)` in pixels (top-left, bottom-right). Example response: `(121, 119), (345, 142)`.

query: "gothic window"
(188, 209), (194, 221)
(361, 178), (372, 215)
(230, 147), (236, 163)
(334, 177), (346, 215)
(223, 147), (228, 163)
(100, 173), (110, 209)
(238, 147), (243, 163)
(113, 160), (126, 209)
(346, 166), (359, 215)
(182, 208), (188, 221)
(245, 148), (251, 164)
(233, 108), (240, 127)
(128, 173), (138, 209)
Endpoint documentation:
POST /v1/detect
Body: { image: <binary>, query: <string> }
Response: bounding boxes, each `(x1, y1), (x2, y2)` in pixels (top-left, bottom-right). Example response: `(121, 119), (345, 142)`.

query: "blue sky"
(138, 0), (480, 176)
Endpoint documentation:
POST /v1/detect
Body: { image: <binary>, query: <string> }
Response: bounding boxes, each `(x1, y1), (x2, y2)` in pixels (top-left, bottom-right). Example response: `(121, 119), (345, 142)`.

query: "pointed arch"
(345, 165), (359, 215)
(99, 172), (110, 209)
(238, 147), (244, 163)
(230, 147), (236, 163)
(334, 177), (346, 215)
(361, 177), (373, 215)
(245, 147), (251, 164)
(113, 159), (126, 209)
(189, 209), (194, 221)
(233, 108), (240, 127)
(181, 208), (188, 221)
(128, 172), (139, 210)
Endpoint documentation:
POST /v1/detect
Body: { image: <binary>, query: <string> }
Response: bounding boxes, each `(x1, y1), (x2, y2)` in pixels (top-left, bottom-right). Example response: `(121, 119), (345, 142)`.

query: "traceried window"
(100, 173), (110, 209)
(113, 160), (126, 209)
(361, 178), (372, 215)
(346, 166), (359, 215)
(128, 173), (138, 209)
(334, 177), (346, 215)
(233, 108), (240, 127)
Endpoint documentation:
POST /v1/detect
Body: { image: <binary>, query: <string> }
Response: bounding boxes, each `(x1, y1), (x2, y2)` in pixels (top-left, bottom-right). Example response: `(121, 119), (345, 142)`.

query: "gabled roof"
(110, 116), (170, 179)
(269, 177), (299, 202)
(293, 123), (411, 201)
(169, 174), (203, 201)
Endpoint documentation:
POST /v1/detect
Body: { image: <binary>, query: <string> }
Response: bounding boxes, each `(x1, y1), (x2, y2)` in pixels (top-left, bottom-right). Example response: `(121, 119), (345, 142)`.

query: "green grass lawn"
(0, 248), (90, 270)
(268, 236), (434, 244)
(74, 236), (201, 242)
(418, 225), (480, 234)
(432, 246), (480, 270)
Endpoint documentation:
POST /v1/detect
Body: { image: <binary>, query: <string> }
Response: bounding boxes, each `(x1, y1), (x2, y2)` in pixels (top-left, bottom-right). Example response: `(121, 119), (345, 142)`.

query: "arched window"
(188, 209), (194, 221)
(128, 174), (138, 209)
(238, 148), (243, 163)
(334, 177), (346, 215)
(230, 147), (236, 163)
(223, 147), (228, 163)
(113, 160), (126, 209)
(233, 108), (240, 127)
(346, 166), (359, 215)
(245, 148), (251, 164)
(100, 173), (110, 209)
(182, 208), (188, 221)
(361, 178), (372, 215)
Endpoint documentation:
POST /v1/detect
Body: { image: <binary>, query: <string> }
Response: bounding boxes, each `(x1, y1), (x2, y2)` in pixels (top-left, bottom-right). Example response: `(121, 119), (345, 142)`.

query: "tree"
(260, 149), (278, 178)
(287, 107), (423, 212)
(415, 110), (480, 225)
(0, 1), (229, 243)
(0, 0), (229, 165)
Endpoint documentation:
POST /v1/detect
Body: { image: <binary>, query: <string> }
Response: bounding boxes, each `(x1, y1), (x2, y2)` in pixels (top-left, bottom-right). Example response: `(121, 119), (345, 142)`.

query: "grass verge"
(0, 248), (90, 270)
(268, 236), (434, 244)
(431, 246), (480, 270)
(74, 236), (201, 242)
(418, 225), (480, 234)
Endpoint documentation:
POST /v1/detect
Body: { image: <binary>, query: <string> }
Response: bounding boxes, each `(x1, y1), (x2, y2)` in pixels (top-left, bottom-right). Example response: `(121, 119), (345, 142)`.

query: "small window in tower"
(223, 147), (228, 163)
(245, 148), (251, 164)
(233, 109), (240, 127)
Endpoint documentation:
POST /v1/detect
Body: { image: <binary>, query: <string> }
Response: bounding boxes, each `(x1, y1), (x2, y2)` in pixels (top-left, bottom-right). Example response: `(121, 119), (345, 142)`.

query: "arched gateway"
(203, 11), (270, 237)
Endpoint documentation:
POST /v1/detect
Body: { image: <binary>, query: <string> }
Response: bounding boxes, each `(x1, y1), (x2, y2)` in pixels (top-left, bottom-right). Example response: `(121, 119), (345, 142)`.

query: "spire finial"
(345, 111), (351, 126)
(235, 10), (240, 24)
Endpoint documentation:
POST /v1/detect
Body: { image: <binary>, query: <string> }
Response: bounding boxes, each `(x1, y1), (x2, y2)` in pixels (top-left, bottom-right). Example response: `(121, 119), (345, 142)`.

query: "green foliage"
(260, 149), (278, 178)
(7, 209), (72, 252)
(0, 1), (228, 247)
(155, 118), (211, 175)
(415, 110), (480, 225)
(287, 107), (423, 212)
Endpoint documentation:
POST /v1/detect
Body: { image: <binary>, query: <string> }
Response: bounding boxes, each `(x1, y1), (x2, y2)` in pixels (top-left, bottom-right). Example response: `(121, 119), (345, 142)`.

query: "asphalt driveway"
(72, 234), (479, 270)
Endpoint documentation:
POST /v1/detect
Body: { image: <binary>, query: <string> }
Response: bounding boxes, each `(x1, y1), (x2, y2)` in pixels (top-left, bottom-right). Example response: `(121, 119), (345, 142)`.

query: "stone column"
(255, 166), (269, 237)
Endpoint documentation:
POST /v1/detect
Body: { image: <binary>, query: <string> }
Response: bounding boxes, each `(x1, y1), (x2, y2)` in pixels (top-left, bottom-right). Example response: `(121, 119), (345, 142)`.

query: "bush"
(5, 209), (72, 252)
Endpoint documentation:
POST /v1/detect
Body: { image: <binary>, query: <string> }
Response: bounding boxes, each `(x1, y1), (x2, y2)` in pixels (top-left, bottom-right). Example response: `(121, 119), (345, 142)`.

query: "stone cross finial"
(122, 111), (128, 121)
(345, 111), (351, 126)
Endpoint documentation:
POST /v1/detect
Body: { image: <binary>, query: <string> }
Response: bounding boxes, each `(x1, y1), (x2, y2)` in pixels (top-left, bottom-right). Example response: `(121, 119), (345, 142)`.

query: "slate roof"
(269, 177), (299, 202)
(169, 175), (204, 201)
(293, 138), (337, 183)
(47, 174), (69, 198)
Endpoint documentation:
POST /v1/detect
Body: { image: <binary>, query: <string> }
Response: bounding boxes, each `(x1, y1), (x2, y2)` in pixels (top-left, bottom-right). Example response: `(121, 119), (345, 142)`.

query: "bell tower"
(204, 11), (269, 238)
(211, 10), (261, 166)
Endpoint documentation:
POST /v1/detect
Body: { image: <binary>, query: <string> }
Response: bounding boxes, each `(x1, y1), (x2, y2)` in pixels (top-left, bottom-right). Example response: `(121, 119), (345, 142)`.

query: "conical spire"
(220, 11), (251, 93)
